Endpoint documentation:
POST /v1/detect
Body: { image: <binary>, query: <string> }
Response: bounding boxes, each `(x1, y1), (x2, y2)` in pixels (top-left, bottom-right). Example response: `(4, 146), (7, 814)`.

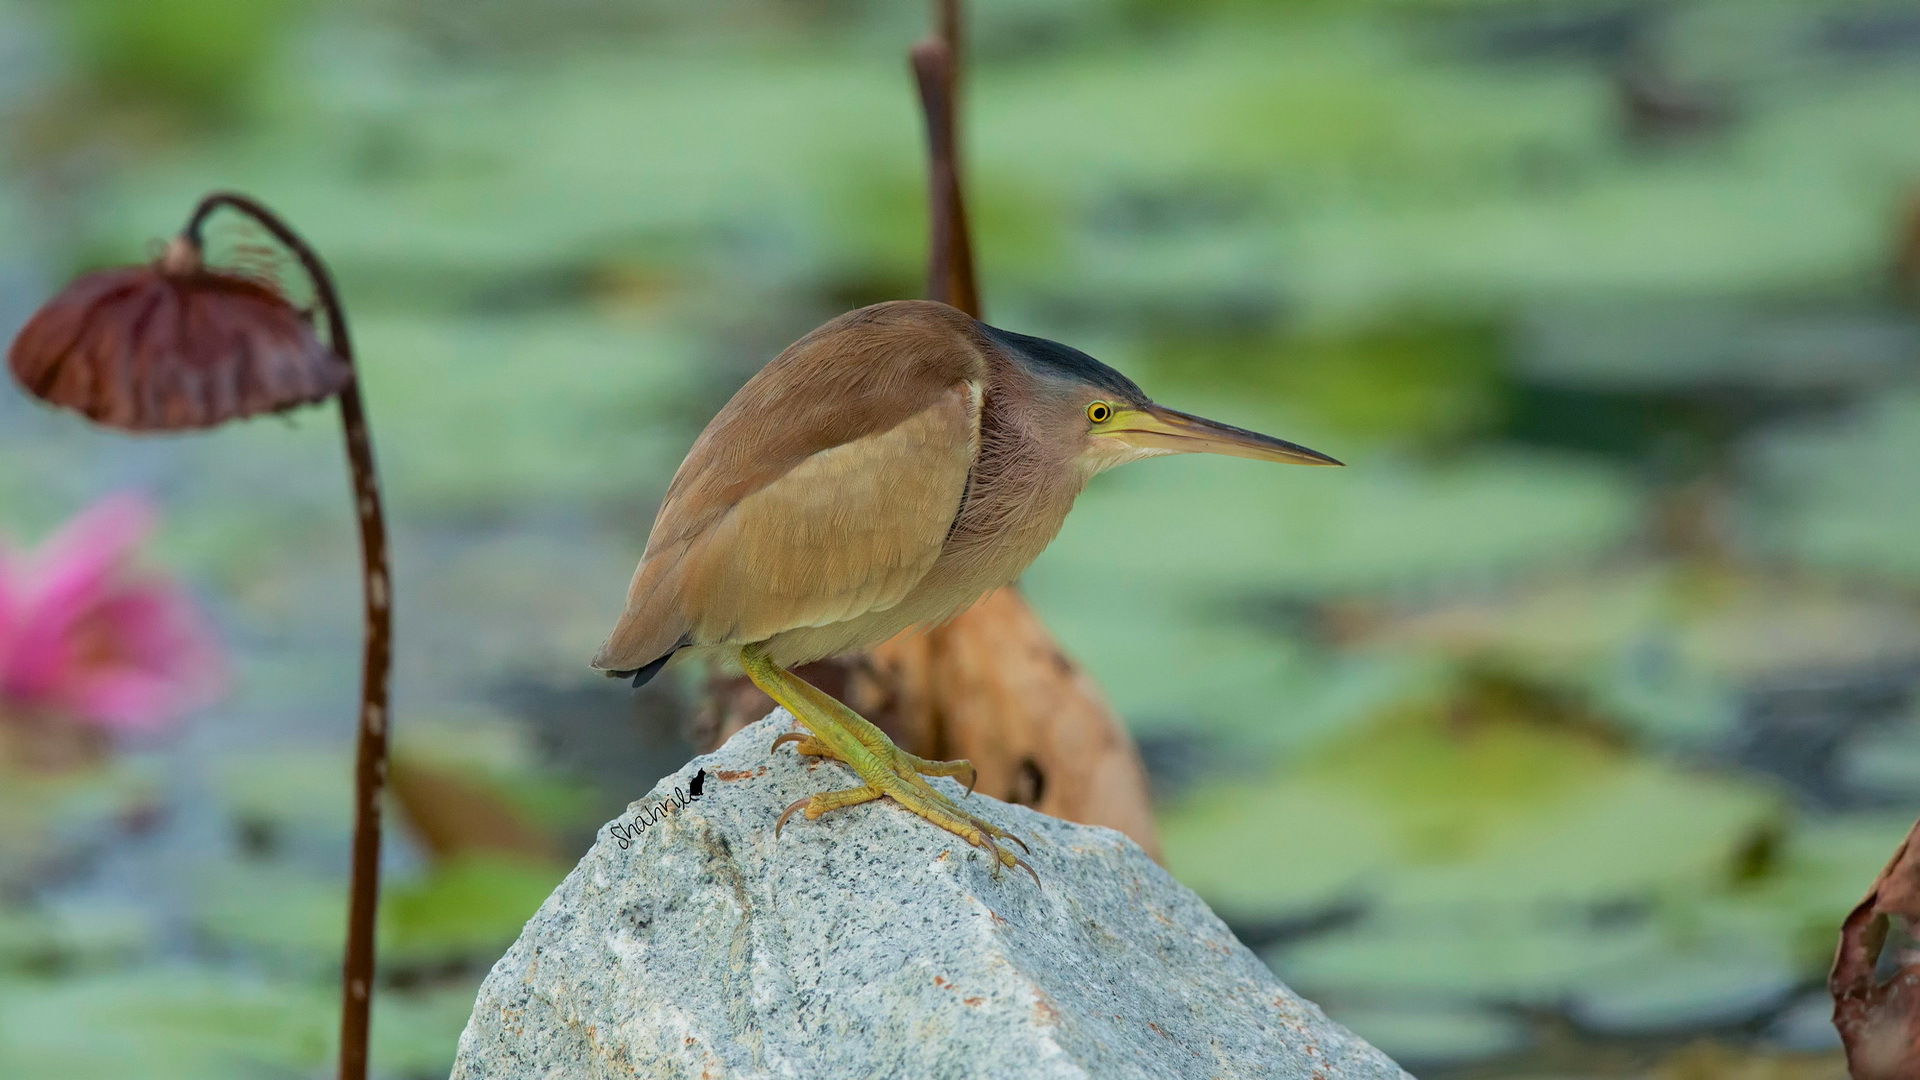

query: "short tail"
(602, 640), (683, 688)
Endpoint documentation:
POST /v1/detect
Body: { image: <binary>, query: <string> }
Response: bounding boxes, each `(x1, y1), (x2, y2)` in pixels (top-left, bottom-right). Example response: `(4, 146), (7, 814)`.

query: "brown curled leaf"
(1833, 816), (1920, 1079)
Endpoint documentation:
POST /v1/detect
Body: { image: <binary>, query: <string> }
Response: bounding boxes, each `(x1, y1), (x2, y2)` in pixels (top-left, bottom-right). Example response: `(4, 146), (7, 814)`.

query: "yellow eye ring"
(1087, 401), (1113, 424)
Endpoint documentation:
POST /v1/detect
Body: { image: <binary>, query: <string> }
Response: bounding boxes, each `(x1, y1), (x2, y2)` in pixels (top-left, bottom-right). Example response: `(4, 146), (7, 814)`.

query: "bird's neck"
(943, 378), (1087, 575)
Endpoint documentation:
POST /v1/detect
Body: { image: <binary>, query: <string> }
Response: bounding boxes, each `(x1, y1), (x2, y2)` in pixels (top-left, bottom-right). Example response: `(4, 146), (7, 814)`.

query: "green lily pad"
(1025, 447), (1637, 743)
(214, 749), (354, 839)
(1751, 389), (1920, 585)
(380, 854), (565, 968)
(1160, 669), (1784, 920)
(1320, 1003), (1529, 1069)
(0, 967), (478, 1079)
(0, 969), (328, 1080)
(190, 863), (345, 969)
(351, 312), (698, 512)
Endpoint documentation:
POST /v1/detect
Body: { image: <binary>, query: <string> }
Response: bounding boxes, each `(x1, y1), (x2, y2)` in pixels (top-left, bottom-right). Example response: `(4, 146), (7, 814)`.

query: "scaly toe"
(771, 731), (835, 759)
(774, 784), (883, 836)
(898, 751), (978, 795)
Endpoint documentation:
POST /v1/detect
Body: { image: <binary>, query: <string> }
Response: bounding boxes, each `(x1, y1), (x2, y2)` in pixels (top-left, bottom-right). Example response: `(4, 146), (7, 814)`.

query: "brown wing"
(591, 301), (987, 671)
(678, 383), (978, 641)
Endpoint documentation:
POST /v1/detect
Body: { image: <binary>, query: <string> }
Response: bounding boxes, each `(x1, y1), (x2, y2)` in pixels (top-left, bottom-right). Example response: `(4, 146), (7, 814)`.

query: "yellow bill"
(1103, 404), (1343, 466)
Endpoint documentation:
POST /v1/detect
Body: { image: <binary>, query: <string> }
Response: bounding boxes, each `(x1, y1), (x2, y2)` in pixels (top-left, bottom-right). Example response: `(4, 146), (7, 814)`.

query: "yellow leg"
(760, 656), (1022, 851)
(741, 645), (1036, 884)
(771, 731), (976, 795)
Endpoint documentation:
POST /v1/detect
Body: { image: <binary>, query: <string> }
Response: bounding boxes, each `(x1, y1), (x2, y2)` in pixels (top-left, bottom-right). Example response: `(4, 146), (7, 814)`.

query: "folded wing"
(593, 380), (980, 671)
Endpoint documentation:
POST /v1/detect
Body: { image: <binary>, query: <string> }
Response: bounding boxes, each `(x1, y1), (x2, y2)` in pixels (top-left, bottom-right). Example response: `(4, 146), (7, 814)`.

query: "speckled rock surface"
(450, 712), (1408, 1080)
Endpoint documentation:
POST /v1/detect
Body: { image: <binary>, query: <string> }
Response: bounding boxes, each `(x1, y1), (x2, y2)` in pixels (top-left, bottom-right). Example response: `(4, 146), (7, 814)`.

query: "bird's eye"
(1087, 401), (1113, 424)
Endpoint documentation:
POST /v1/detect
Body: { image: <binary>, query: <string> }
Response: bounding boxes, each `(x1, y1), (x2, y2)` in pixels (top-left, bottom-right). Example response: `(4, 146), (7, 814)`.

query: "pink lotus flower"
(0, 495), (226, 735)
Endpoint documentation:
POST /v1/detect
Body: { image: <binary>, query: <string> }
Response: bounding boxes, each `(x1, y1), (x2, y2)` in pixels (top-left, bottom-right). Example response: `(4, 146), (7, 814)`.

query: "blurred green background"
(5, 0), (1920, 1075)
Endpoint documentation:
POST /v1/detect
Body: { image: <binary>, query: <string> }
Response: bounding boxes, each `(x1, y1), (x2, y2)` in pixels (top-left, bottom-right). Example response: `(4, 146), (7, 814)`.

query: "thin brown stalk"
(911, 5), (979, 318)
(186, 192), (392, 1080)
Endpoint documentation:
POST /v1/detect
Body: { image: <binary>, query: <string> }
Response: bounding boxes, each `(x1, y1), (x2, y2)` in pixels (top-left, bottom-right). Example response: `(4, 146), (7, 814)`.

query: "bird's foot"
(770, 727), (1033, 883)
(890, 773), (1039, 885)
(771, 730), (977, 794)
(742, 645), (1038, 884)
(775, 776), (1037, 884)
(775, 782), (881, 835)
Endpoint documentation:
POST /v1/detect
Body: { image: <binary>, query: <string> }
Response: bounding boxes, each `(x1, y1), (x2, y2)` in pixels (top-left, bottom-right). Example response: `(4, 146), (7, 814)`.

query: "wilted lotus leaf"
(1832, 817), (1920, 1080)
(388, 753), (560, 865)
(6, 237), (350, 432)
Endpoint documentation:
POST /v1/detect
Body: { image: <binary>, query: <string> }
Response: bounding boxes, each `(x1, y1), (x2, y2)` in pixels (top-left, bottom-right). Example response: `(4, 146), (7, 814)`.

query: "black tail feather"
(607, 645), (679, 688)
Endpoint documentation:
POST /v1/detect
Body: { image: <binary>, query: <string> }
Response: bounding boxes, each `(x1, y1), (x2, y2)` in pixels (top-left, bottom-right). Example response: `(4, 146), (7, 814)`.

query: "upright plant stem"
(186, 193), (392, 1080)
(912, 0), (979, 317)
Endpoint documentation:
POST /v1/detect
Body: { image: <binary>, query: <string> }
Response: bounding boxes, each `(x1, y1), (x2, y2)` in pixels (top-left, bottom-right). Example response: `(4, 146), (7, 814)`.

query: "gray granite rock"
(451, 712), (1408, 1080)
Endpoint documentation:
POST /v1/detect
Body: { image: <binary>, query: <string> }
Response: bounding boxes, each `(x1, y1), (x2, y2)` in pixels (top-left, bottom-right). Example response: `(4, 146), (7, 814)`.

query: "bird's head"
(980, 323), (1343, 477)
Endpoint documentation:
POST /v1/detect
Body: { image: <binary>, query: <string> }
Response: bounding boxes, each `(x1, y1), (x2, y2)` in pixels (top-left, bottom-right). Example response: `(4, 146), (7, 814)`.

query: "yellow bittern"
(594, 300), (1338, 880)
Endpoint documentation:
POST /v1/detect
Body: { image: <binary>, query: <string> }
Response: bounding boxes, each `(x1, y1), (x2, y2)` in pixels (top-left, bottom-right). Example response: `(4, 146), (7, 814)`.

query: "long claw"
(1010, 855), (1041, 887)
(774, 795), (812, 837)
(772, 731), (835, 759)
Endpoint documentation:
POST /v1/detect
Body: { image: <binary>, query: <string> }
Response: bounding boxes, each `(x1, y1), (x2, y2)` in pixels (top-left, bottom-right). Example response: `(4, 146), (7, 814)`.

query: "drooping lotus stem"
(185, 194), (393, 1080)
(7, 191), (393, 1080)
